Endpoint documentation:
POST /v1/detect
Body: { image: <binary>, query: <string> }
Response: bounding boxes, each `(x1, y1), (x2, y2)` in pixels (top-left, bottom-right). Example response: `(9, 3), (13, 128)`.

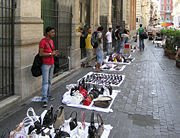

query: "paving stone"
(1, 41), (180, 137)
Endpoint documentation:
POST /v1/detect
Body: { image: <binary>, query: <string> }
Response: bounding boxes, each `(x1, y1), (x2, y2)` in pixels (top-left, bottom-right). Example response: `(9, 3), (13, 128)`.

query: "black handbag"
(69, 111), (78, 130)
(31, 54), (42, 77)
(54, 128), (70, 138)
(88, 112), (97, 138)
(142, 32), (148, 39)
(43, 106), (54, 127)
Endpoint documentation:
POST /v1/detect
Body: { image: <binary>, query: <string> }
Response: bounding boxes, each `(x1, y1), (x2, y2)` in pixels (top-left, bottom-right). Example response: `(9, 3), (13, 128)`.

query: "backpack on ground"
(91, 31), (99, 49)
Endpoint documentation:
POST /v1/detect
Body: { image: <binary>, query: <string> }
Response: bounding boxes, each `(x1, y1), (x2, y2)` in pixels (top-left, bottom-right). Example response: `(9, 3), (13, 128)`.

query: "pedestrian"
(39, 26), (59, 108)
(122, 29), (130, 44)
(95, 26), (104, 71)
(85, 27), (93, 67)
(114, 26), (121, 53)
(80, 27), (88, 59)
(137, 24), (145, 51)
(105, 27), (113, 55)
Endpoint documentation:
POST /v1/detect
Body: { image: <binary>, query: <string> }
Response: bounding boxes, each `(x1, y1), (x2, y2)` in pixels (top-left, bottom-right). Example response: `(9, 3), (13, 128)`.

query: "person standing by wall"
(114, 26), (121, 53)
(105, 27), (112, 55)
(95, 26), (104, 71)
(138, 24), (145, 51)
(85, 27), (93, 67)
(39, 26), (59, 108)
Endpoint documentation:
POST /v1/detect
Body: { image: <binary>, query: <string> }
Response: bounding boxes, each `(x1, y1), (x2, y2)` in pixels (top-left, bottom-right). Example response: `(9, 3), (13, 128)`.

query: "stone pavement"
(0, 40), (180, 138)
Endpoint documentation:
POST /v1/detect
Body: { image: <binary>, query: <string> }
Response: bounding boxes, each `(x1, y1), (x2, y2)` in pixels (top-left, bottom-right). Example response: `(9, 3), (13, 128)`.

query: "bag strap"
(46, 39), (54, 51)
(70, 111), (77, 120)
(81, 111), (85, 129)
(97, 114), (103, 126)
(26, 107), (39, 122)
(90, 112), (95, 126)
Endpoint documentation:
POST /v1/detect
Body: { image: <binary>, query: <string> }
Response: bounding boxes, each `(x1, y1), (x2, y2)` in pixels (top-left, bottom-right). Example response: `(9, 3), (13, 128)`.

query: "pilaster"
(70, 0), (81, 69)
(14, 0), (43, 99)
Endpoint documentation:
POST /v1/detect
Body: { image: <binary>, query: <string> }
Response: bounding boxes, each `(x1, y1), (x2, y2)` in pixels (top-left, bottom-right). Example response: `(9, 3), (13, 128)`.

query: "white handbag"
(62, 91), (84, 105)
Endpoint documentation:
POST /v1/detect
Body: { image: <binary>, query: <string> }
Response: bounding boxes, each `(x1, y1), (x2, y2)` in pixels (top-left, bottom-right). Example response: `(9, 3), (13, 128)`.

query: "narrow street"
(0, 40), (180, 137)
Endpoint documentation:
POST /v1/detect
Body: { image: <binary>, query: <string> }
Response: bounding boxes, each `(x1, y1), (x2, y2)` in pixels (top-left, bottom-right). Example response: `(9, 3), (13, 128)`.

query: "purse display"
(53, 106), (65, 129)
(69, 111), (78, 130)
(93, 96), (112, 108)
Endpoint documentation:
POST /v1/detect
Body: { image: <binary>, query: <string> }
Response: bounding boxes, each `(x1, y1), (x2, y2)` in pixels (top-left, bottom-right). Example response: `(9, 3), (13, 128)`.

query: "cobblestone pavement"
(0, 40), (180, 138)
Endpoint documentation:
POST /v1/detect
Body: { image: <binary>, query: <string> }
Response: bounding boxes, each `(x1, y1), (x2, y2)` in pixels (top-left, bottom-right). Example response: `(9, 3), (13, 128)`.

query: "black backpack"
(91, 31), (99, 49)
(31, 54), (42, 77)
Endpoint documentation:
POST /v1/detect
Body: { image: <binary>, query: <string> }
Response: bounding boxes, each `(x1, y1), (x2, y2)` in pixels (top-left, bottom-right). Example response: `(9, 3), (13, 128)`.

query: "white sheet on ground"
(62, 90), (119, 113)
(77, 72), (125, 88)
(100, 64), (126, 72)
(62, 118), (113, 138)
(104, 55), (135, 65)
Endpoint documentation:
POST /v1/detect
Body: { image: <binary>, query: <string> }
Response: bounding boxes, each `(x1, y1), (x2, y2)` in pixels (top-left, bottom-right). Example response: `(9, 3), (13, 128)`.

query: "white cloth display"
(62, 89), (119, 113)
(100, 64), (126, 72)
(62, 118), (113, 138)
(104, 54), (135, 65)
(77, 72), (125, 88)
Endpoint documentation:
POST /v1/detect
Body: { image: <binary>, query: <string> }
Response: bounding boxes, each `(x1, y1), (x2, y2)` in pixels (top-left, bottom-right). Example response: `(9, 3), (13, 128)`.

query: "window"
(161, 5), (163, 10)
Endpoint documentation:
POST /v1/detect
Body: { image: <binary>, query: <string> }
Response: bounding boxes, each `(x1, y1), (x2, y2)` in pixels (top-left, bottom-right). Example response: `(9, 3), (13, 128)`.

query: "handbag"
(142, 32), (148, 39)
(96, 114), (104, 137)
(43, 106), (54, 127)
(79, 86), (88, 97)
(69, 111), (78, 130)
(54, 106), (65, 129)
(93, 96), (112, 108)
(31, 54), (42, 77)
(83, 95), (93, 106)
(54, 128), (70, 138)
(105, 85), (112, 95)
(88, 112), (97, 138)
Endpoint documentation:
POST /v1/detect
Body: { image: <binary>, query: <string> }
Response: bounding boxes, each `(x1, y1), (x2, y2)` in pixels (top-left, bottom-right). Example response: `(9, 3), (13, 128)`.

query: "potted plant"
(176, 57), (180, 68)
(161, 29), (180, 60)
(176, 46), (180, 68)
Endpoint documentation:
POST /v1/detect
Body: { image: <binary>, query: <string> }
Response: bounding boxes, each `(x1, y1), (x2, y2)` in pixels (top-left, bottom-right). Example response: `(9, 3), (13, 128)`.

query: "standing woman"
(95, 26), (104, 71)
(39, 26), (59, 108)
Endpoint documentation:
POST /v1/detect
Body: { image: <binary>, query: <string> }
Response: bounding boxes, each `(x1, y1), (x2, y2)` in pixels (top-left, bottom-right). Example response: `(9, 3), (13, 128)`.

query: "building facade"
(136, 0), (142, 29)
(149, 0), (160, 26)
(123, 0), (137, 33)
(160, 0), (173, 22)
(0, 0), (101, 114)
(172, 0), (180, 28)
(141, 0), (151, 27)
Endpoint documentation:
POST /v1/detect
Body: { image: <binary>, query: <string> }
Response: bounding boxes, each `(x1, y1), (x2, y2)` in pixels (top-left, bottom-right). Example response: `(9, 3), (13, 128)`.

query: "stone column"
(14, 0), (43, 99)
(90, 0), (100, 31)
(107, 0), (112, 27)
(70, 0), (81, 69)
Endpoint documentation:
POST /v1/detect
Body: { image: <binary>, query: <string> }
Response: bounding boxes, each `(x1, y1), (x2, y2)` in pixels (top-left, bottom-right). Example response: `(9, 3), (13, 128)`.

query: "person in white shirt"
(105, 27), (112, 55)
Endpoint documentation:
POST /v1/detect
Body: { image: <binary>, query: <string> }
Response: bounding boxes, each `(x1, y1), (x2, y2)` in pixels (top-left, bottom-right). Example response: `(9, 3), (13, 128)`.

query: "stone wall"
(14, 0), (43, 99)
